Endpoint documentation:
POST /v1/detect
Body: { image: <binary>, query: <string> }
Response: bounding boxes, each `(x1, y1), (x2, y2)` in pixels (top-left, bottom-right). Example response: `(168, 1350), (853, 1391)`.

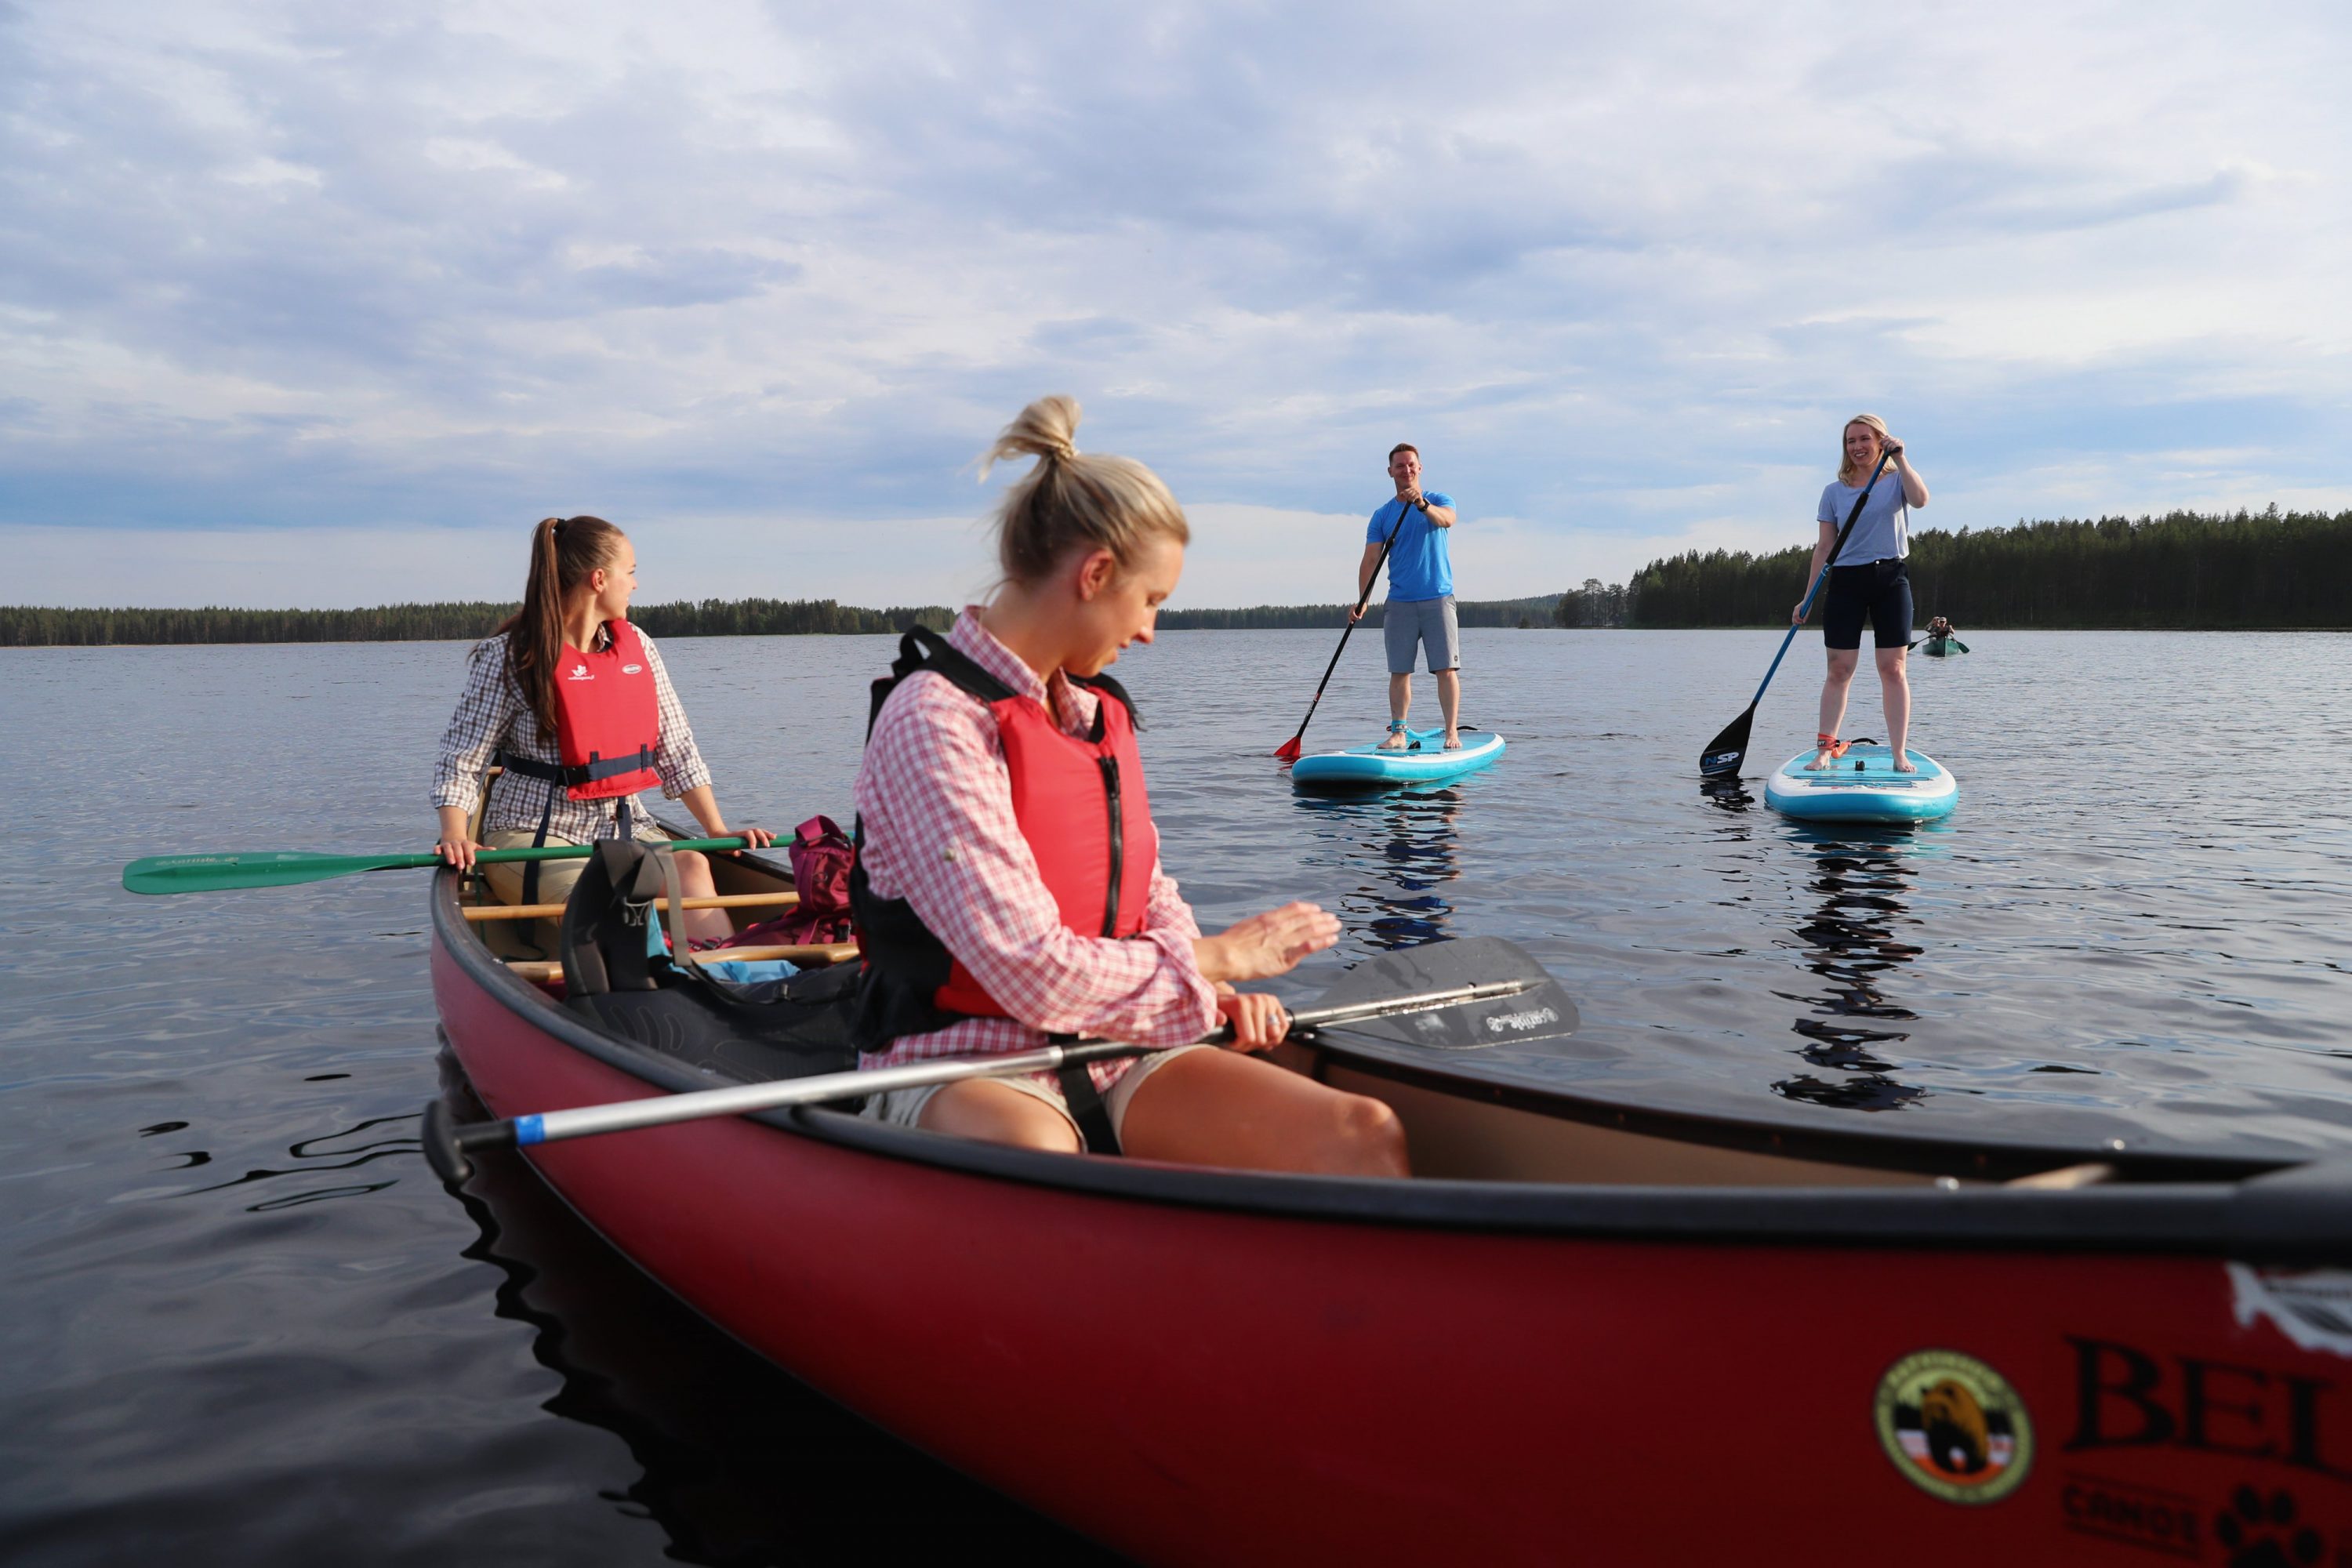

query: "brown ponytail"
(981, 396), (1188, 586)
(494, 514), (626, 744)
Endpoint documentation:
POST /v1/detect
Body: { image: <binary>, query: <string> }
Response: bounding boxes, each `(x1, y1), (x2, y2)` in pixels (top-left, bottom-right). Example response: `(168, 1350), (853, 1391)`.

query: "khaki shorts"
(859, 1044), (1212, 1147)
(480, 823), (665, 907)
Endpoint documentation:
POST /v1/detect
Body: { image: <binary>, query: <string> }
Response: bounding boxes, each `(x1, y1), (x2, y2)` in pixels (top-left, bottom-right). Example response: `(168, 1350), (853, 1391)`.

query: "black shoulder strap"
(864, 626), (1018, 739)
(1066, 670), (1141, 734)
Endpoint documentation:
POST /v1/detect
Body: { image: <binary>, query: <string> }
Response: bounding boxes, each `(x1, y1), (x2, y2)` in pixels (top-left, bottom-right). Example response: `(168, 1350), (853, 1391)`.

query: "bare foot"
(1892, 753), (1918, 774)
(1443, 730), (1462, 750)
(1802, 749), (1836, 771)
(1378, 727), (1409, 751)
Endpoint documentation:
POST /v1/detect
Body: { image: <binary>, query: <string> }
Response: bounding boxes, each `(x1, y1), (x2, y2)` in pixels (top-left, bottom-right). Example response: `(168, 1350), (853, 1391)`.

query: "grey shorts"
(1384, 595), (1460, 673)
(859, 1044), (1210, 1146)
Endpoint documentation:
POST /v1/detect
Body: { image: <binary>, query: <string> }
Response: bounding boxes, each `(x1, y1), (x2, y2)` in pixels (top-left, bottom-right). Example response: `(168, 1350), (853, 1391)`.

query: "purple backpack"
(722, 815), (855, 949)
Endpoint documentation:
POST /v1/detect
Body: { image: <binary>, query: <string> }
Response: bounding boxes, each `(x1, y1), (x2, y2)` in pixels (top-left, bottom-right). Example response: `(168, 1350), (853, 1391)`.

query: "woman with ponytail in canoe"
(851, 397), (1410, 1175)
(430, 516), (771, 943)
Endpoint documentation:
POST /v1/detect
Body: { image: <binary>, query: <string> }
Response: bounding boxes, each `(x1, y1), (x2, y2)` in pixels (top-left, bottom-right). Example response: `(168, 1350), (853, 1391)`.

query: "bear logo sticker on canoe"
(1874, 1348), (2033, 1504)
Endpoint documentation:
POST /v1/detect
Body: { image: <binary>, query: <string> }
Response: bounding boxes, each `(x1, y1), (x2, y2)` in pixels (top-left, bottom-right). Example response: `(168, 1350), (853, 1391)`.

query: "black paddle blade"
(1699, 704), (1755, 779)
(1306, 938), (1577, 1051)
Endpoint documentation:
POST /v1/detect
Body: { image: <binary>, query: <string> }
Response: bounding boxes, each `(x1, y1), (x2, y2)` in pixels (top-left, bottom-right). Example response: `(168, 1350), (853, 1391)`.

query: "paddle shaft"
(1279, 496), (1424, 755)
(1744, 455), (1898, 710)
(425, 977), (1532, 1180)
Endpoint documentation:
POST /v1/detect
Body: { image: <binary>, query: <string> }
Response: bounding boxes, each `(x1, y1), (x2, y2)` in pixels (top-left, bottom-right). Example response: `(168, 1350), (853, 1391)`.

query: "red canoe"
(430, 849), (2352, 1565)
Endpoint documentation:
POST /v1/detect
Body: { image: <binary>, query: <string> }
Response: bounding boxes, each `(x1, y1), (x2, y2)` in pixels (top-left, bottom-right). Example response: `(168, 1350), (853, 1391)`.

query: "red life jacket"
(850, 626), (1156, 1037)
(545, 619), (662, 799)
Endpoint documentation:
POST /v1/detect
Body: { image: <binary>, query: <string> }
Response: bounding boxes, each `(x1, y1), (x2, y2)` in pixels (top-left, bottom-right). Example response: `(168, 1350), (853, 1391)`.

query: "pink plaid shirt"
(853, 609), (1218, 1091)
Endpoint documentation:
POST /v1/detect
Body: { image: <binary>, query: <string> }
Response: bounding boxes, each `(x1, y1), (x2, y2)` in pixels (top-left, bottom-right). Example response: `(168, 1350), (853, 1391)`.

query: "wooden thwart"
(463, 890), (800, 924)
(502, 940), (858, 985)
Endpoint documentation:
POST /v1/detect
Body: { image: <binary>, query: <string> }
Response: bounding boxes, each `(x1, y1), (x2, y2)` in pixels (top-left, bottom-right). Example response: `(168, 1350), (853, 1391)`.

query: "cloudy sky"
(4, 1), (2347, 609)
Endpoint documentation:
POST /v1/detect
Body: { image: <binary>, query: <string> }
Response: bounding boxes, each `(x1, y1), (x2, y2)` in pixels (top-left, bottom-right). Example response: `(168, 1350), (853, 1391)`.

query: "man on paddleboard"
(1349, 443), (1463, 750)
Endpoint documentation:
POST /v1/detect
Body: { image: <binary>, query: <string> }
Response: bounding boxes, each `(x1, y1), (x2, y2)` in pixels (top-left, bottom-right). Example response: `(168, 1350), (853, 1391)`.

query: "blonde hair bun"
(982, 396), (1189, 586)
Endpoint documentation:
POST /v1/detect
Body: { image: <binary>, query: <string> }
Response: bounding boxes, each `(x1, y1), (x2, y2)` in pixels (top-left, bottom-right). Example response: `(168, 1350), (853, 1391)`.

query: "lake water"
(3, 627), (2348, 1562)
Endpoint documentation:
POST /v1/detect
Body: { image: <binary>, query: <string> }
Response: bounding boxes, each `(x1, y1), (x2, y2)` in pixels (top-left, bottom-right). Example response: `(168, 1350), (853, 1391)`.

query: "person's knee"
(924, 1088), (1081, 1153)
(674, 849), (717, 891)
(1330, 1092), (1410, 1177)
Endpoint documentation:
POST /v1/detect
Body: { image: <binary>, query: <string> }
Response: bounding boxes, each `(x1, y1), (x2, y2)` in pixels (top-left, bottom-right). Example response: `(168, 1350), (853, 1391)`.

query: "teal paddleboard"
(1763, 744), (1957, 823)
(1290, 728), (1505, 789)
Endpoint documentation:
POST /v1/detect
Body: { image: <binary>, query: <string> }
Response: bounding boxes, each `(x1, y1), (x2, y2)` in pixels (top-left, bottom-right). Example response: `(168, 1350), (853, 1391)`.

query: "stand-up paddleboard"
(1763, 743), (1957, 823)
(1290, 728), (1504, 789)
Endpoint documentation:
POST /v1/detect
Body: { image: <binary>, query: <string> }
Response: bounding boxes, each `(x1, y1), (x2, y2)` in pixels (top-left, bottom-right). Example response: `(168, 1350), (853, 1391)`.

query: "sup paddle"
(122, 835), (771, 896)
(1274, 495), (1426, 762)
(423, 935), (1578, 1182)
(1697, 451), (1899, 779)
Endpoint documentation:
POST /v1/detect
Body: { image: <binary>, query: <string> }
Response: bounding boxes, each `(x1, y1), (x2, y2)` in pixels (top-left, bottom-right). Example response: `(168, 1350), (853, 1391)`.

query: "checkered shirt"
(854, 608), (1218, 1091)
(431, 628), (712, 841)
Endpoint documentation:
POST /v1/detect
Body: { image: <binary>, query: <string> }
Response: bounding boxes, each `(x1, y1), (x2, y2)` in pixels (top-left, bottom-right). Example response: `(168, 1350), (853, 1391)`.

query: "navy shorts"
(1821, 559), (1913, 651)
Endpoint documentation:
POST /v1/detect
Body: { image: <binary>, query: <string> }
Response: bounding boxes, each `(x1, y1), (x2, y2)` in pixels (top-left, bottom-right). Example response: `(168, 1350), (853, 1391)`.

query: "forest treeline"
(12, 509), (2340, 644)
(1553, 579), (1634, 627)
(1627, 507), (2352, 629)
(1157, 594), (1563, 630)
(0, 593), (1566, 645)
(0, 597), (957, 647)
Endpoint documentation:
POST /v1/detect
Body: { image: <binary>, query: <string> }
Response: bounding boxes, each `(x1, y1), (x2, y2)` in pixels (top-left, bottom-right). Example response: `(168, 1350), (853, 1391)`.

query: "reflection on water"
(1772, 828), (1933, 1112)
(1697, 777), (1754, 816)
(1294, 786), (1465, 949)
(434, 1063), (1116, 1566)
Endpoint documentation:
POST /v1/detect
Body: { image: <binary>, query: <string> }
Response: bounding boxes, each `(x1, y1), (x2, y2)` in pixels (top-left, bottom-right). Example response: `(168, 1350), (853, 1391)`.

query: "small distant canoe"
(1920, 636), (1969, 658)
(1765, 744), (1958, 823)
(1290, 728), (1504, 789)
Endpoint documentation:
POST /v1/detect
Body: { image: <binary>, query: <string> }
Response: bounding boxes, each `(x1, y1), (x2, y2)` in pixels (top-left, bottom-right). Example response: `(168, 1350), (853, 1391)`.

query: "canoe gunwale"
(430, 870), (2350, 1261)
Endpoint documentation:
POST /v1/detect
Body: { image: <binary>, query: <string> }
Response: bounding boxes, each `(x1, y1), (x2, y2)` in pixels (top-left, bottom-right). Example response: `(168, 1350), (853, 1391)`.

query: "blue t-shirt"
(1817, 470), (1910, 565)
(1367, 492), (1456, 601)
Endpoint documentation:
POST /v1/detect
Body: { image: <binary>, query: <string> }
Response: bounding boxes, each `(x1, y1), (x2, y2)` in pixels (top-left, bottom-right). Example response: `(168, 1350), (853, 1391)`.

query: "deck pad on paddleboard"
(1762, 745), (1958, 822)
(1290, 728), (1504, 788)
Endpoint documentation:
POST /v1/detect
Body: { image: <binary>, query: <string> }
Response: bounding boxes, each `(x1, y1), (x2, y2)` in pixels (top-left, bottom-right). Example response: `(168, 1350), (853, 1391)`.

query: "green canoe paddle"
(122, 835), (768, 896)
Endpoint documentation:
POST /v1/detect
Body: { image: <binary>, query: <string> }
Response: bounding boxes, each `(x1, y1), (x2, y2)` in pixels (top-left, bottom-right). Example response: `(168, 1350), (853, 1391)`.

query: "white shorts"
(858, 1044), (1211, 1146)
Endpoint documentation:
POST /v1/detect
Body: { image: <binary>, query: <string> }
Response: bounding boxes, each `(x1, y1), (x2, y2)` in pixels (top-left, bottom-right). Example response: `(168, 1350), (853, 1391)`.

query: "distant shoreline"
(0, 593), (1571, 648)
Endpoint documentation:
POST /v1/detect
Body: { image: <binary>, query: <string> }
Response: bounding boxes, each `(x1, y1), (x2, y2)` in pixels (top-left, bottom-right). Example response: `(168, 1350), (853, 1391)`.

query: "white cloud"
(2, 0), (2347, 608)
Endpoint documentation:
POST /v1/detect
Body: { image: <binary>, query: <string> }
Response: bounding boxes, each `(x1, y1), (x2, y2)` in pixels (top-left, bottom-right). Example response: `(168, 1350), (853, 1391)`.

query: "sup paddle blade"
(1699, 704), (1755, 779)
(1274, 735), (1303, 762)
(1303, 937), (1579, 1052)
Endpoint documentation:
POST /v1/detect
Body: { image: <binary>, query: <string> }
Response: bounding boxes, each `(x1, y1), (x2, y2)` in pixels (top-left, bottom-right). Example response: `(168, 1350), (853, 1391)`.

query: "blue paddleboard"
(1290, 728), (1505, 789)
(1762, 744), (1958, 823)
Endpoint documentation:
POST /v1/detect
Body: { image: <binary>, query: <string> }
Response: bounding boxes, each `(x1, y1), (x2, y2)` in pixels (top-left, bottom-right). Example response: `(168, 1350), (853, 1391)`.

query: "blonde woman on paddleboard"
(430, 515), (771, 944)
(1794, 416), (1930, 772)
(849, 397), (1410, 1175)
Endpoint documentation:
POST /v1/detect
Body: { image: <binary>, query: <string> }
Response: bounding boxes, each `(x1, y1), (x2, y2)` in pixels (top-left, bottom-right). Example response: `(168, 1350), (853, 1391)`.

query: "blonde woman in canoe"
(850, 397), (1410, 1175)
(1794, 415), (1930, 771)
(430, 515), (771, 943)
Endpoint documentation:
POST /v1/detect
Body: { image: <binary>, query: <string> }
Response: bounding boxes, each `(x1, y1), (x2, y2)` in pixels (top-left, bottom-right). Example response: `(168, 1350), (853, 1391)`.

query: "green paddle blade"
(122, 836), (762, 895)
(123, 850), (445, 894)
